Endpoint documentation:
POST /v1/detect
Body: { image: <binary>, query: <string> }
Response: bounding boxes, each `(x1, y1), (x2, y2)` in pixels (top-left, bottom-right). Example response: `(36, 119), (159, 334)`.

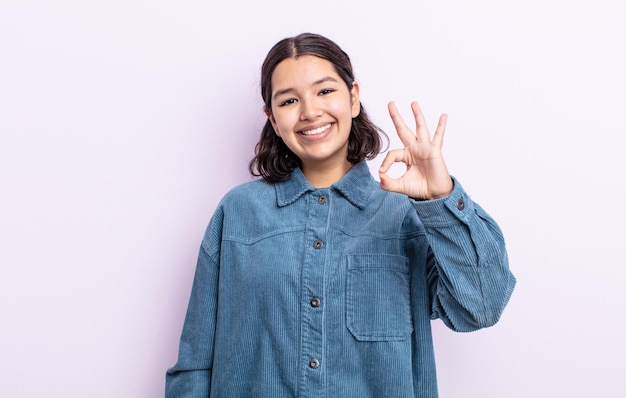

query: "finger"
(411, 101), (431, 142)
(431, 113), (448, 147)
(388, 101), (418, 146)
(378, 148), (405, 173)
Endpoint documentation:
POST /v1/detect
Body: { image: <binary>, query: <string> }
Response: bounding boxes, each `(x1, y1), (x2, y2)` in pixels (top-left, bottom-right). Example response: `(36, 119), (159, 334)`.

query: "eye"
(319, 88), (335, 96)
(279, 98), (297, 106)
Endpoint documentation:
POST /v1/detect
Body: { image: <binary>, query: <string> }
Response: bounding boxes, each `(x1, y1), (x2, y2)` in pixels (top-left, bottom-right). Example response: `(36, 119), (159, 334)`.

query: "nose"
(299, 97), (322, 121)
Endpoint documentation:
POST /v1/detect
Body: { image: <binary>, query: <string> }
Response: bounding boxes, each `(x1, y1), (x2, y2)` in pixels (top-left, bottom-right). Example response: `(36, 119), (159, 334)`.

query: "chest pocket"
(346, 254), (413, 341)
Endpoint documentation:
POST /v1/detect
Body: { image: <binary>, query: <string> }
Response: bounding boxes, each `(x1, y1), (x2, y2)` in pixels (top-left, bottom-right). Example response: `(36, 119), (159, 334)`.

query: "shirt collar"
(275, 162), (375, 209)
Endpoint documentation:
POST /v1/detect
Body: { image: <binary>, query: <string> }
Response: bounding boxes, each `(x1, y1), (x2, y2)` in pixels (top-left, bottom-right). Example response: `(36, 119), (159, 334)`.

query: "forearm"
(412, 177), (516, 331)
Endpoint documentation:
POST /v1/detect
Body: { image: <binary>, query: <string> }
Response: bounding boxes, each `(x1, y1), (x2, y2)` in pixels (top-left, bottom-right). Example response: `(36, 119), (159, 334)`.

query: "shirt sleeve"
(165, 209), (223, 397)
(411, 177), (516, 332)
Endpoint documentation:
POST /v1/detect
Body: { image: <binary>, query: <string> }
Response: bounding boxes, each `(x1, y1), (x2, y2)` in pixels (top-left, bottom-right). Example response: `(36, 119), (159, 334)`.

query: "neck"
(302, 160), (353, 188)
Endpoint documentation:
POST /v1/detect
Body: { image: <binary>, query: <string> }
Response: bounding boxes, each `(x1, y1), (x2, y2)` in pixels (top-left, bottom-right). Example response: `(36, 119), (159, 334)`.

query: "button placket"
(300, 190), (329, 390)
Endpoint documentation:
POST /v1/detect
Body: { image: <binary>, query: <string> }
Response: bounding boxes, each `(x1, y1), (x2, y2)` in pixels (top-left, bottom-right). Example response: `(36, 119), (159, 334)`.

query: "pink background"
(1, 1), (625, 396)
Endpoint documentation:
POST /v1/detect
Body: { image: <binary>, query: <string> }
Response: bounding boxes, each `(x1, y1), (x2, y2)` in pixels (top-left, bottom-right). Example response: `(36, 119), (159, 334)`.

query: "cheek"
(269, 108), (284, 131)
(272, 114), (295, 136)
(333, 94), (357, 120)
(273, 115), (287, 131)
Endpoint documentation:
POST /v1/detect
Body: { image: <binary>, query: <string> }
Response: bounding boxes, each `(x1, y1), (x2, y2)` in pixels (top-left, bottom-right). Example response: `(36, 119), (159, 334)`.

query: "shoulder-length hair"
(248, 33), (388, 183)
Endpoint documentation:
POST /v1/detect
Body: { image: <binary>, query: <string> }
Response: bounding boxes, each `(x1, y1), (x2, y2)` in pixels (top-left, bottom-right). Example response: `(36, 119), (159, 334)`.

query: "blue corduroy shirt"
(166, 162), (516, 397)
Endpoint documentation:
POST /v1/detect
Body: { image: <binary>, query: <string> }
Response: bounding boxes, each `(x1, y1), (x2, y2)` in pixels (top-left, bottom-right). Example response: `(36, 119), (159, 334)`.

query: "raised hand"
(379, 101), (453, 200)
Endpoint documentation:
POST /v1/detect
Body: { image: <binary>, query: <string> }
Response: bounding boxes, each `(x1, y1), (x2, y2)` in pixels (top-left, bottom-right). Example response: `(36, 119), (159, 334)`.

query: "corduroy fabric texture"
(166, 162), (515, 397)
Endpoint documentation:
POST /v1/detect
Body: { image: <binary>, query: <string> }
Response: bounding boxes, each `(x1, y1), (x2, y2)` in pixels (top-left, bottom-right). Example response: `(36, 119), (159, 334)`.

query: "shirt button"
(310, 297), (321, 307)
(318, 195), (327, 204)
(313, 240), (323, 249)
(309, 358), (320, 369)
(457, 198), (465, 210)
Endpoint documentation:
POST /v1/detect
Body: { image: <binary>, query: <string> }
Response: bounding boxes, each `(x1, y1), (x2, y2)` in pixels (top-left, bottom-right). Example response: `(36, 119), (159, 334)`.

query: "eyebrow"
(272, 76), (340, 101)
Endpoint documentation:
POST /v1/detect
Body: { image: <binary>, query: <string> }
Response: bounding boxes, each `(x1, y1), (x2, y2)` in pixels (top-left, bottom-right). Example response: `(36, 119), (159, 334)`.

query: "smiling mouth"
(300, 123), (332, 136)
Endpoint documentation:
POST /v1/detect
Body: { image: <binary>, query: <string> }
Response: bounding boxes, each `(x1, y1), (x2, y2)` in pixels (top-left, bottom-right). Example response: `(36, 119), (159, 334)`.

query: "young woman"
(166, 32), (515, 398)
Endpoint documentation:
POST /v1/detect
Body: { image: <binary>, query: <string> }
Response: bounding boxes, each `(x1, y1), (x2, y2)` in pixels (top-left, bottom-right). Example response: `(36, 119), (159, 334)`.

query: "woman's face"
(267, 55), (360, 173)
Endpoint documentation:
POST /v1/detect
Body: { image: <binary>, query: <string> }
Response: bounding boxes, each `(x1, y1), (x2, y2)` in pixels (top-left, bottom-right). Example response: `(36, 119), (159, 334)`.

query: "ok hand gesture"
(379, 101), (454, 200)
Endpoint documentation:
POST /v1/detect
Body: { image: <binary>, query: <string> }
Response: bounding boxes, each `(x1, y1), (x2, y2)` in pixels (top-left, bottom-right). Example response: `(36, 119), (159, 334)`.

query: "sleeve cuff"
(410, 176), (474, 227)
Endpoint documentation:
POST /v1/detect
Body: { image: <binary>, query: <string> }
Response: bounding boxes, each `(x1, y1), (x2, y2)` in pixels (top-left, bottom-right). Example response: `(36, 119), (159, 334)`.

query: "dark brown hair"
(248, 33), (388, 182)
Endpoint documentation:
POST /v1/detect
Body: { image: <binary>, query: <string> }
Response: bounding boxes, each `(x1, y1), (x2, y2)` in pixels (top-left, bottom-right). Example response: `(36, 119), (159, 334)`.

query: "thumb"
(379, 171), (401, 193)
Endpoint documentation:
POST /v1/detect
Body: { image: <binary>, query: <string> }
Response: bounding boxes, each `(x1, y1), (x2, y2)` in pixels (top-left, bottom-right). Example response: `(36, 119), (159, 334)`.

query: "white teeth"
(301, 124), (331, 136)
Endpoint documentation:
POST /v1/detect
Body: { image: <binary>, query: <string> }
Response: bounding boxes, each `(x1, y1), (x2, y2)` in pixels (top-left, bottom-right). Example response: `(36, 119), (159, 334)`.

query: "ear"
(264, 107), (280, 136)
(350, 80), (361, 118)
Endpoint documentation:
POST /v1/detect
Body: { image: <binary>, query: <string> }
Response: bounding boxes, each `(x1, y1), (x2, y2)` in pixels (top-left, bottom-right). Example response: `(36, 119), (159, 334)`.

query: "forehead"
(271, 55), (341, 90)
